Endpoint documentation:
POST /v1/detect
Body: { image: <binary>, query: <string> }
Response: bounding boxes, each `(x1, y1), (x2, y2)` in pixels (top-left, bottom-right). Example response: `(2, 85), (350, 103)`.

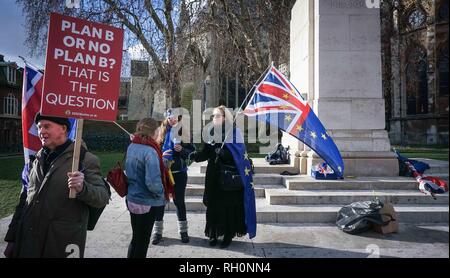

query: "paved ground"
(0, 202), (448, 258)
(0, 160), (448, 258)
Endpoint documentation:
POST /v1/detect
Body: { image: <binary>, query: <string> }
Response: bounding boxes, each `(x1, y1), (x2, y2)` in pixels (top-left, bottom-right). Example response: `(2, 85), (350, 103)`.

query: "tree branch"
(104, 0), (167, 80)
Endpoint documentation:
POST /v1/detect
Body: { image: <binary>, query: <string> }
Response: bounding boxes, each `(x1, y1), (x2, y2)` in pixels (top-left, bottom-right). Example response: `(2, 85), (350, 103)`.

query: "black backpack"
(336, 200), (395, 234)
(79, 147), (111, 231)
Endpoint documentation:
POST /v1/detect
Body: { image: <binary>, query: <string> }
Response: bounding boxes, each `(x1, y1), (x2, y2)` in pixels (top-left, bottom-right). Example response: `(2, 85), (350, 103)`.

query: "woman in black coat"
(192, 106), (247, 248)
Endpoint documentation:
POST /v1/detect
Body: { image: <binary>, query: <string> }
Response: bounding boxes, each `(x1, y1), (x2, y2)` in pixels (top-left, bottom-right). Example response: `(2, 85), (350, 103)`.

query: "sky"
(0, 0), (46, 68)
(0, 0), (143, 75)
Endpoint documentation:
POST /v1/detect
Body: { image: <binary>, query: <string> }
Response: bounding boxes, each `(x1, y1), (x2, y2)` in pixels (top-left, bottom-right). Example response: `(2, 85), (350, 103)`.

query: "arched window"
(3, 93), (18, 116)
(405, 46), (428, 115)
(438, 45), (449, 96)
(437, 1), (449, 22)
(407, 8), (426, 29)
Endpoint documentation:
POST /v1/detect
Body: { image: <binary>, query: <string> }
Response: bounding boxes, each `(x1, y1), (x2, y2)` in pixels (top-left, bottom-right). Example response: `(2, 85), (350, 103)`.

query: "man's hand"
(4, 242), (14, 258)
(174, 144), (183, 152)
(67, 171), (85, 193)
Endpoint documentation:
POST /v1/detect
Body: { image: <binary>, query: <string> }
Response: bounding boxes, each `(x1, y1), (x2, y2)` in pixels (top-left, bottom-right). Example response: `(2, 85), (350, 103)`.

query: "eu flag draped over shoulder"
(161, 125), (176, 185)
(244, 66), (344, 178)
(21, 64), (77, 190)
(224, 128), (257, 239)
(162, 125), (174, 161)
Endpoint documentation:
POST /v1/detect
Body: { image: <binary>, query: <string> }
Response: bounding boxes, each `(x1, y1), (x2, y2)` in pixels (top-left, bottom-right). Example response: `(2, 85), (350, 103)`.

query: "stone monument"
(283, 0), (399, 176)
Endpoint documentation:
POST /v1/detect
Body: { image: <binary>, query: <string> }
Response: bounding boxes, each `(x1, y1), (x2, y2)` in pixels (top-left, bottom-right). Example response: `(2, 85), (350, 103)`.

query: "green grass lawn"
(394, 146), (449, 161)
(398, 151), (448, 161)
(0, 152), (124, 219)
(0, 156), (25, 219)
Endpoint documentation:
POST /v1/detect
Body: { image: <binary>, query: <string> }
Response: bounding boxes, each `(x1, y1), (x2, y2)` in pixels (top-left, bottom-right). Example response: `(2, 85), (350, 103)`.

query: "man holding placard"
(4, 11), (124, 258)
(3, 113), (110, 258)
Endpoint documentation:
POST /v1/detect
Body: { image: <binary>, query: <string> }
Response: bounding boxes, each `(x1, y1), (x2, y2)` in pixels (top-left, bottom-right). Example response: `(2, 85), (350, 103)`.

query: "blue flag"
(244, 66), (345, 178)
(225, 128), (257, 239)
(162, 125), (174, 161)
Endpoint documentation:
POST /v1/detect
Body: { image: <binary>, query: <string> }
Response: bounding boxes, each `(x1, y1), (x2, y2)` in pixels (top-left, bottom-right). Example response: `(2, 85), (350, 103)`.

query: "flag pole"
(217, 62), (274, 153)
(69, 119), (84, 199)
(18, 56), (43, 71)
(113, 121), (131, 136)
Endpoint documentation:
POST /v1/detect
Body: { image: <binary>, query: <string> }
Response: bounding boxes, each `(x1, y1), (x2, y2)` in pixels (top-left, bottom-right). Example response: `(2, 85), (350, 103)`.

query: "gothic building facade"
(0, 54), (23, 153)
(381, 0), (449, 146)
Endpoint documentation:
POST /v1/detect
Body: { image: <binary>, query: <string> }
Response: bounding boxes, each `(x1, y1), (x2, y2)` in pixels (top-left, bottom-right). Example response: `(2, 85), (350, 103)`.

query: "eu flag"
(225, 128), (257, 239)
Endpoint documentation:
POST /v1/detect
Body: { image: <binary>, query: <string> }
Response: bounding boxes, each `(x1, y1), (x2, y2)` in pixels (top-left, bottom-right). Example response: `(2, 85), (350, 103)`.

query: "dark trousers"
(155, 171), (188, 222)
(127, 206), (162, 258)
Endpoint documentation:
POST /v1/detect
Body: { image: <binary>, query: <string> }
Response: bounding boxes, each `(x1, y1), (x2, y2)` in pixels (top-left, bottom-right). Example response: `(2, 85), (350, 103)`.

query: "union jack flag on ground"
(21, 64), (77, 189)
(244, 65), (344, 178)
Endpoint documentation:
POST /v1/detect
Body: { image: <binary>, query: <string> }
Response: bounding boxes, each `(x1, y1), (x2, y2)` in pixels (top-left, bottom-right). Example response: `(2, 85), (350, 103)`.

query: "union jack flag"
(21, 64), (77, 188)
(22, 64), (44, 163)
(244, 65), (344, 178)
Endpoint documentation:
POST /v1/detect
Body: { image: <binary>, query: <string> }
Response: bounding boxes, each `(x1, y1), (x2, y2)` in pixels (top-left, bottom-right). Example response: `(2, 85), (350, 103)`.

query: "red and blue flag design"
(244, 66), (344, 178)
(21, 64), (77, 189)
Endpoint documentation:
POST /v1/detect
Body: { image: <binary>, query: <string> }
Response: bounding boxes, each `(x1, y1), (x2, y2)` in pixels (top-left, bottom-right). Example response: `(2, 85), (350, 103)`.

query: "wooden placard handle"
(69, 119), (84, 199)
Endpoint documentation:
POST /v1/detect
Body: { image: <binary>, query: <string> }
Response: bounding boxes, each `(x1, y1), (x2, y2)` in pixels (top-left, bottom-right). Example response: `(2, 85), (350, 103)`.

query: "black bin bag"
(336, 200), (394, 235)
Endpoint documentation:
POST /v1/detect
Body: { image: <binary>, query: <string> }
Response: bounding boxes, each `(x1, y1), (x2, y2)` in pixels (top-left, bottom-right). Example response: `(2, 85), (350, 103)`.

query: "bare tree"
(17, 0), (294, 105)
(201, 0), (295, 87)
(17, 0), (207, 107)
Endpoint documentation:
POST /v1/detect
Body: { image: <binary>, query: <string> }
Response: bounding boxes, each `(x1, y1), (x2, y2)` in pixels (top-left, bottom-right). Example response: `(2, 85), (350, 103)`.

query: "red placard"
(41, 13), (124, 121)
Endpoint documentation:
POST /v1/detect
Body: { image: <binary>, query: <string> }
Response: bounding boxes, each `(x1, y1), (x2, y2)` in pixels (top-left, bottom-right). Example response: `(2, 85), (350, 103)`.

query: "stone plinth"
(285, 0), (398, 176)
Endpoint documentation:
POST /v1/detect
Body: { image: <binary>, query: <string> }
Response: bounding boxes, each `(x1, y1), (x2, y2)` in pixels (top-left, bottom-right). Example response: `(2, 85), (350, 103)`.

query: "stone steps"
(182, 166), (449, 224)
(256, 203), (449, 223)
(285, 176), (419, 190)
(187, 173), (284, 185)
(166, 197), (449, 223)
(200, 163), (298, 174)
(265, 189), (449, 205)
(427, 173), (448, 183)
(185, 184), (284, 198)
(411, 158), (448, 175)
(427, 168), (449, 175)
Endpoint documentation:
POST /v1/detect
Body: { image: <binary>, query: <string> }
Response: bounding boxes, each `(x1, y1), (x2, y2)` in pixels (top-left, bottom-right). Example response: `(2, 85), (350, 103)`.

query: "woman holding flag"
(191, 105), (256, 248)
(151, 109), (195, 245)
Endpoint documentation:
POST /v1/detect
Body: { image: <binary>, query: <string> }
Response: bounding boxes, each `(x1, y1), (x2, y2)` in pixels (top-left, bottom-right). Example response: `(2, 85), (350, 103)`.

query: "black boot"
(178, 221), (189, 243)
(220, 236), (232, 249)
(209, 237), (218, 247)
(180, 232), (190, 243)
(151, 233), (162, 245)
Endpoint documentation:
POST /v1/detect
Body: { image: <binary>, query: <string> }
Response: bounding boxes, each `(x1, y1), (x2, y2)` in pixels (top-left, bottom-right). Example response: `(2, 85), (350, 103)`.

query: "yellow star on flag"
(283, 94), (289, 100)
(296, 125), (304, 132)
(250, 182), (255, 189)
(285, 115), (292, 122)
(244, 152), (249, 160)
(310, 131), (317, 139)
(321, 133), (327, 140)
(280, 105), (289, 110)
(244, 167), (251, 176)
